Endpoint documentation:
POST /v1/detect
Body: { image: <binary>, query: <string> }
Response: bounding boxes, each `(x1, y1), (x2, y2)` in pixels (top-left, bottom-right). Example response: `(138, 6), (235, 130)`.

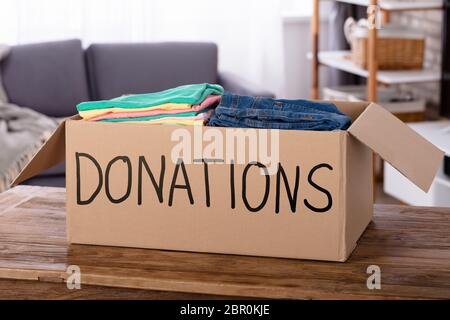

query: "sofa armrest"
(218, 71), (275, 98)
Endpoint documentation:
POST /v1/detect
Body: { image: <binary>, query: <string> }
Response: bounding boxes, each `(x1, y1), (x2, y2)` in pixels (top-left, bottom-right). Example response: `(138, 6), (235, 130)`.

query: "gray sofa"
(0, 39), (273, 188)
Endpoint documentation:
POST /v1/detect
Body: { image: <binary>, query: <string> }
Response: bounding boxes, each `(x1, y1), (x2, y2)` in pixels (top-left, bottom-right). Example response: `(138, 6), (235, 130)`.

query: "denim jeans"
(208, 92), (352, 131)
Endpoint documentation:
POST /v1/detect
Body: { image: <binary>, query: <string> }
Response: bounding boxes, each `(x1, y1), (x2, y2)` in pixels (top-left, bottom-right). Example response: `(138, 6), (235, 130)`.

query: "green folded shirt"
(77, 83), (224, 112)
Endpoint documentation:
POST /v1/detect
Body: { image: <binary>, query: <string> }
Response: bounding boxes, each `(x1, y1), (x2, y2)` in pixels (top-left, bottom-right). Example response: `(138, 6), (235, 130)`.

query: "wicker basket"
(351, 37), (425, 70)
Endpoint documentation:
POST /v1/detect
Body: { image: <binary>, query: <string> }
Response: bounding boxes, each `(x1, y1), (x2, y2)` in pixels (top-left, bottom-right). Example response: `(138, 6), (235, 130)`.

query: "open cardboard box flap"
(348, 103), (444, 192)
(12, 103), (444, 192)
(11, 117), (70, 187)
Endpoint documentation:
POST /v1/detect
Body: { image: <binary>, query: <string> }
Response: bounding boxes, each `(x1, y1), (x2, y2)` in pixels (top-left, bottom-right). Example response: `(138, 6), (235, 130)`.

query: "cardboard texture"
(348, 103), (443, 192)
(12, 120), (66, 184)
(12, 101), (444, 262)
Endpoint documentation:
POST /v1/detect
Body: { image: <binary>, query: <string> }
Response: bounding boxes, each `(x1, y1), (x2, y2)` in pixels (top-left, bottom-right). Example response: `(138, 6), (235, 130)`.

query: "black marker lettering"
(168, 159), (194, 206)
(202, 160), (211, 207)
(242, 162), (270, 213)
(105, 156), (132, 204)
(275, 163), (300, 213)
(304, 163), (333, 213)
(76, 152), (103, 205)
(138, 155), (165, 205)
(230, 160), (235, 209)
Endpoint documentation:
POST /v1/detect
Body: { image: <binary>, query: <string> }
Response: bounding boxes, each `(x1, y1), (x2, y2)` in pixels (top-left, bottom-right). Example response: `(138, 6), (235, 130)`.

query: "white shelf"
(313, 50), (441, 84)
(335, 0), (443, 11)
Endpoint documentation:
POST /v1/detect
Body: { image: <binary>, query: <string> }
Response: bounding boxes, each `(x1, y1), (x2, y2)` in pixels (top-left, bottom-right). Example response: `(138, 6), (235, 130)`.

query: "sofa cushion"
(86, 42), (218, 100)
(21, 174), (65, 188)
(41, 162), (65, 176)
(1, 39), (90, 117)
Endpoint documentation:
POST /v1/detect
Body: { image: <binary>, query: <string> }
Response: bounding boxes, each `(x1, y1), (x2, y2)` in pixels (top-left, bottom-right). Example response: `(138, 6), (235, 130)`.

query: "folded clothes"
(122, 119), (206, 126)
(79, 102), (191, 120)
(86, 95), (221, 121)
(77, 83), (224, 112)
(99, 109), (213, 123)
(208, 92), (351, 131)
(76, 84), (351, 131)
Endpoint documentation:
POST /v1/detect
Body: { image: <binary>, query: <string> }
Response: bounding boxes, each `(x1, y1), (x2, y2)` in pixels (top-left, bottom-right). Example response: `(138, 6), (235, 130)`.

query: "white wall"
(0, 0), (287, 97)
(0, 1), (343, 101)
(282, 16), (330, 99)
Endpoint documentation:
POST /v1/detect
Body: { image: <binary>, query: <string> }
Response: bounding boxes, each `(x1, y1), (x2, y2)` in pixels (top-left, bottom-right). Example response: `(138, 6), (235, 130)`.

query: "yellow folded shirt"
(79, 102), (192, 120)
(124, 119), (205, 126)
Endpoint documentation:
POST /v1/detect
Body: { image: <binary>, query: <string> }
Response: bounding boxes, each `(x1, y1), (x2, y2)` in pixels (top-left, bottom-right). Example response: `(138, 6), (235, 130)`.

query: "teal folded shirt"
(77, 83), (224, 112)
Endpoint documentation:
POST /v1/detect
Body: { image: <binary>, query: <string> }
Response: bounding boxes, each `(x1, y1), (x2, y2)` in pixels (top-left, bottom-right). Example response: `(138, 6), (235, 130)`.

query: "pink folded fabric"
(90, 94), (221, 121)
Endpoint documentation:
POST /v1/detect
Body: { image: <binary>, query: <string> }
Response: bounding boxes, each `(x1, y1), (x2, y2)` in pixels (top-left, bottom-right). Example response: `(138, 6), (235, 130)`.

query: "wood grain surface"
(0, 279), (246, 300)
(0, 186), (449, 300)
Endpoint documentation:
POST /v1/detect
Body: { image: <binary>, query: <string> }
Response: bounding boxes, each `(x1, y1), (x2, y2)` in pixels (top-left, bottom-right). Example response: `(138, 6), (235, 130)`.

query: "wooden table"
(0, 186), (449, 300)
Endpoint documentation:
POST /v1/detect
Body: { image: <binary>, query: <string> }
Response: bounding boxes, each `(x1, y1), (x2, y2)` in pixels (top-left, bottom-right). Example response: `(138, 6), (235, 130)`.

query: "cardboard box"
(13, 101), (444, 262)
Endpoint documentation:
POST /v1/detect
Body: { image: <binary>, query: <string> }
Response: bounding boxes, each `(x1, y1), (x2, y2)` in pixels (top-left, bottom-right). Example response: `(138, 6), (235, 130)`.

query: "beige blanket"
(0, 45), (60, 192)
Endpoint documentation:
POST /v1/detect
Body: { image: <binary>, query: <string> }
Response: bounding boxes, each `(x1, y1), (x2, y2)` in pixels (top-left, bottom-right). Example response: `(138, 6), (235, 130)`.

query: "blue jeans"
(208, 92), (352, 131)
